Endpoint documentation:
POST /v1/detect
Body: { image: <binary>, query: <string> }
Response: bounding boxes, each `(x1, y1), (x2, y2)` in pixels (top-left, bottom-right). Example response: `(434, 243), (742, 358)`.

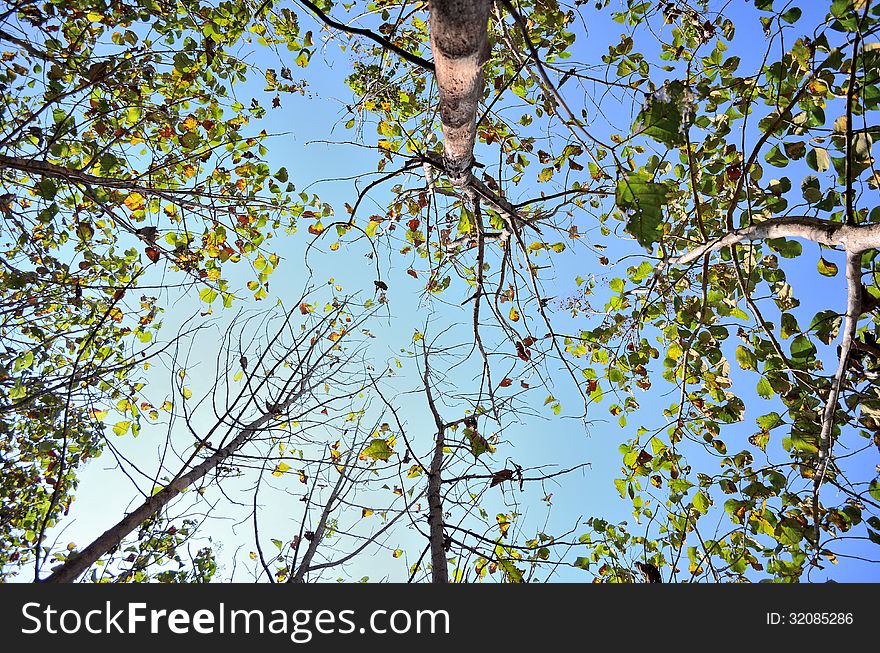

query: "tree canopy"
(1, 0), (879, 583)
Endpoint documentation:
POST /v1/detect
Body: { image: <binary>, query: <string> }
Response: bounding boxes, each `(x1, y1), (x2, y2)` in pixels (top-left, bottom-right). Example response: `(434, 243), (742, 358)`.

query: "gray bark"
(429, 0), (491, 185)
(668, 216), (880, 267)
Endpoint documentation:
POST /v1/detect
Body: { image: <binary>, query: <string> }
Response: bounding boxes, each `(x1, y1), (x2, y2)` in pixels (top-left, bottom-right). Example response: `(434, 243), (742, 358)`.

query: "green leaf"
(617, 171), (667, 249)
(768, 238), (802, 258)
(780, 7), (801, 23)
(466, 429), (491, 458)
(810, 310), (842, 345)
(634, 80), (695, 147)
(693, 490), (711, 514)
(807, 147), (830, 172)
(784, 433), (818, 454)
(756, 377), (774, 399)
(361, 438), (394, 462)
(13, 351), (34, 372)
(801, 175), (822, 203)
(735, 345), (757, 371)
(113, 420), (131, 436)
(790, 335), (817, 362)
(199, 287), (218, 303)
(756, 412), (784, 431)
(764, 145), (788, 167)
(295, 49), (311, 68)
(768, 177), (791, 196)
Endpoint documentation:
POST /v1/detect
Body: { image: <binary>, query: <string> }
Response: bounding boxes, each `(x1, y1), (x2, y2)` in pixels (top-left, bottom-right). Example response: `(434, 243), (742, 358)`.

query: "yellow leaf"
(124, 192), (145, 212)
(509, 307), (520, 322)
(112, 420), (131, 436)
(182, 115), (198, 132)
(272, 462), (291, 477)
(362, 508), (374, 518)
(496, 514), (511, 537)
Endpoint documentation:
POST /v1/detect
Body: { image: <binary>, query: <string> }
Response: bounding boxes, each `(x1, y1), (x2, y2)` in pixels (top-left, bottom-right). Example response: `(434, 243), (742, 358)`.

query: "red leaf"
(499, 378), (513, 388)
(145, 247), (160, 263)
(726, 164), (742, 181)
(299, 303), (311, 315)
(407, 218), (420, 231)
(407, 268), (418, 278)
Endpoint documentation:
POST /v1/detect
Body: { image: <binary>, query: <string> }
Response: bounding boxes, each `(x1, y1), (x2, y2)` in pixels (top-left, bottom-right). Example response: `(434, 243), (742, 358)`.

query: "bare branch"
(296, 0), (434, 72)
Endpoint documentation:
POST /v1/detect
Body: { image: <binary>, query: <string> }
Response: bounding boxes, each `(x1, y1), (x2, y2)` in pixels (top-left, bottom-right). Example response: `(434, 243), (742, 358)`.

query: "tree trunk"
(429, 0), (491, 185)
(426, 426), (448, 583)
(43, 419), (269, 582)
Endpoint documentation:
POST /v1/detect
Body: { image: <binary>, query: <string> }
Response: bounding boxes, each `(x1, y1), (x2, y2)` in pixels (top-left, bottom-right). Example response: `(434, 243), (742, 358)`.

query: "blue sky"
(32, 0), (880, 583)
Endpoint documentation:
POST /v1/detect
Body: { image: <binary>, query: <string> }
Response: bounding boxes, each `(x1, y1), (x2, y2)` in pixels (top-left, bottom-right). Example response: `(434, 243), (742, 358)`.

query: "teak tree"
(1, 0), (879, 583)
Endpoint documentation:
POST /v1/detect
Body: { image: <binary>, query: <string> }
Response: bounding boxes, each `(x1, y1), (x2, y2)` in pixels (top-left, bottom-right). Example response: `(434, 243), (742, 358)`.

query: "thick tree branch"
(0, 153), (198, 196)
(421, 341), (449, 583)
(813, 253), (862, 546)
(0, 27), (60, 63)
(429, 0), (491, 183)
(421, 151), (540, 233)
(44, 419), (268, 582)
(666, 216), (880, 267)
